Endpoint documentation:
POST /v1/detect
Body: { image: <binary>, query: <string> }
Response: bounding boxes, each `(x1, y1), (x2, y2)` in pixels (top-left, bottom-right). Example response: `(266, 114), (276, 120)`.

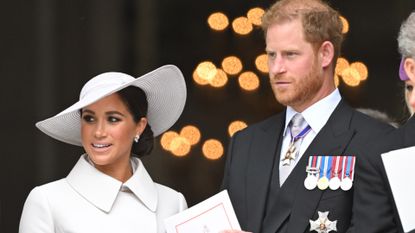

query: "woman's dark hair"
(117, 86), (154, 157)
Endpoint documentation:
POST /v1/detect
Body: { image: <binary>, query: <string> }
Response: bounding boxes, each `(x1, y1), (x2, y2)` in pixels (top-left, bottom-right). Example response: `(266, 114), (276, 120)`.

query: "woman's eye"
(82, 115), (94, 123)
(108, 116), (121, 123)
(406, 85), (413, 92)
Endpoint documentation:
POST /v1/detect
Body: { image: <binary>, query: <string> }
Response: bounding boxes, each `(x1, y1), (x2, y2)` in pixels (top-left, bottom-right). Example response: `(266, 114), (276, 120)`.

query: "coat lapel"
(246, 114), (285, 233)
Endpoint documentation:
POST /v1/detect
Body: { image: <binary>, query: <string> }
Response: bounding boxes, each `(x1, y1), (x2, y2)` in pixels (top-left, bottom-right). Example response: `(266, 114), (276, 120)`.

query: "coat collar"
(66, 154), (158, 213)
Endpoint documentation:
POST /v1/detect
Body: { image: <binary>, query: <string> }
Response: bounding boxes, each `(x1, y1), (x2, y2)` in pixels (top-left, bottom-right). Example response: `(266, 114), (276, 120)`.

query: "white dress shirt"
(19, 154), (187, 233)
(279, 89), (342, 185)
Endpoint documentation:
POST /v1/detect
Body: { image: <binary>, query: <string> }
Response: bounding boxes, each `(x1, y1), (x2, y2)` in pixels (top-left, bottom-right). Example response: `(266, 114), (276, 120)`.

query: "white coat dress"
(19, 154), (187, 233)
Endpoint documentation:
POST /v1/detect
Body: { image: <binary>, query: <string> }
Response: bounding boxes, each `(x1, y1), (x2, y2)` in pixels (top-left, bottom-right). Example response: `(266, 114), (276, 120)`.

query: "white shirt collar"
(66, 154), (158, 213)
(284, 89), (341, 136)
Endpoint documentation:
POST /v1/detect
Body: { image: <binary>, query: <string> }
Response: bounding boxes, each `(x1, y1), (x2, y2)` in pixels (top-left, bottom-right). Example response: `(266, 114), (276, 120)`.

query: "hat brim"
(36, 65), (187, 146)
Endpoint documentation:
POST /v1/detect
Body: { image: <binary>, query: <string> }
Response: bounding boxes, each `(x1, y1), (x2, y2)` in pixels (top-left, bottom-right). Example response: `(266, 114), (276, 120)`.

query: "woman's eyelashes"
(81, 115), (122, 124)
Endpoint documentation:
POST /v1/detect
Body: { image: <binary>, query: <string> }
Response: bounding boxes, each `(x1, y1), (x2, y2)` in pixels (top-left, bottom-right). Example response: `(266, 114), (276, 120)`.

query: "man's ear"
(404, 57), (415, 80)
(319, 41), (335, 69)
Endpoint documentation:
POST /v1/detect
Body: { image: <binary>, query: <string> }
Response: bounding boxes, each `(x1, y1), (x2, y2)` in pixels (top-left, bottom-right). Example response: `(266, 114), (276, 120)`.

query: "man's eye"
(286, 52), (297, 58)
(82, 115), (94, 123)
(267, 52), (276, 59)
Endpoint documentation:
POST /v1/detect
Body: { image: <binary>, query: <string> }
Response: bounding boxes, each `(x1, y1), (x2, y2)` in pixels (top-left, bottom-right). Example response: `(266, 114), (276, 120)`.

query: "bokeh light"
(222, 56), (243, 75)
(208, 12), (229, 31)
(247, 7), (264, 26)
(160, 131), (180, 151)
(238, 71), (260, 91)
(180, 125), (201, 146)
(202, 139), (224, 160)
(196, 61), (217, 82)
(350, 61), (368, 80)
(170, 136), (191, 157)
(341, 67), (361, 87)
(193, 69), (209, 85)
(255, 54), (269, 73)
(340, 16), (349, 34)
(232, 17), (253, 35)
(335, 57), (349, 76)
(228, 120), (248, 137)
(334, 74), (340, 87)
(209, 68), (228, 88)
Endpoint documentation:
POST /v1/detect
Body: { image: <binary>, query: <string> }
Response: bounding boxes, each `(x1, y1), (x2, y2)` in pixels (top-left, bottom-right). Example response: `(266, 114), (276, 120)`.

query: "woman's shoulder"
(30, 178), (68, 193)
(154, 183), (184, 198)
(153, 183), (187, 210)
(25, 178), (72, 202)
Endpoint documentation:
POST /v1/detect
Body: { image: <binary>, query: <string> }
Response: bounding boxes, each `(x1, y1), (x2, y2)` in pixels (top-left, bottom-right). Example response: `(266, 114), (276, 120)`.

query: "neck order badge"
(282, 114), (311, 166)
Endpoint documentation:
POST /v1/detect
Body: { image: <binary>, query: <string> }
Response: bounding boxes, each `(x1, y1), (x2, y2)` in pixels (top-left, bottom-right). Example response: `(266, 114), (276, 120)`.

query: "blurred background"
(1, 0), (415, 232)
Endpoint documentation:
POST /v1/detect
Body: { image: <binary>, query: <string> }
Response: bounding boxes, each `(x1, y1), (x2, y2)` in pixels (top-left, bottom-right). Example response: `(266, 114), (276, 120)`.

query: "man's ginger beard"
(271, 56), (324, 109)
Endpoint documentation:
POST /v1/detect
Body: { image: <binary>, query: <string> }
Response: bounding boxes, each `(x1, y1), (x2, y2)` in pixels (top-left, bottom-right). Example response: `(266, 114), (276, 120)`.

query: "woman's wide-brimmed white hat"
(36, 64), (187, 146)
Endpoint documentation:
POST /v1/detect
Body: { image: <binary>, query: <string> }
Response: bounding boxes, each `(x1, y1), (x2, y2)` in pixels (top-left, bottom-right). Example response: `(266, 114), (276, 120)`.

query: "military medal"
(317, 156), (330, 190)
(305, 175), (319, 190)
(309, 211), (337, 233)
(329, 156), (342, 190)
(340, 177), (353, 191)
(305, 156), (320, 190)
(282, 142), (297, 166)
(340, 156), (356, 191)
(282, 125), (312, 166)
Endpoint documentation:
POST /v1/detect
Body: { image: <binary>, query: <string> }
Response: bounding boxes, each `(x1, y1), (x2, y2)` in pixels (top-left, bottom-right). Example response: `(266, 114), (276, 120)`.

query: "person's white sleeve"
(19, 187), (54, 233)
(178, 192), (187, 211)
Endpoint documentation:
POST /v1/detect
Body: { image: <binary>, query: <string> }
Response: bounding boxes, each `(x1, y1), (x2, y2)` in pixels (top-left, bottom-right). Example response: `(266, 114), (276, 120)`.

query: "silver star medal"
(309, 211), (337, 233)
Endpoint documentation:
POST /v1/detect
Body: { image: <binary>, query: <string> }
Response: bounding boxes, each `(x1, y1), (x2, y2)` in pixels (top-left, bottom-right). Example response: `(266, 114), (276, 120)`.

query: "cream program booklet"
(164, 190), (241, 233)
(381, 146), (415, 232)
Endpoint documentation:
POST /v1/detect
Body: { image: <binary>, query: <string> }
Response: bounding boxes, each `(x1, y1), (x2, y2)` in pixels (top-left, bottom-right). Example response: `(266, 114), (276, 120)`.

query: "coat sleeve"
(177, 191), (187, 211)
(220, 135), (236, 191)
(352, 148), (400, 233)
(19, 187), (55, 233)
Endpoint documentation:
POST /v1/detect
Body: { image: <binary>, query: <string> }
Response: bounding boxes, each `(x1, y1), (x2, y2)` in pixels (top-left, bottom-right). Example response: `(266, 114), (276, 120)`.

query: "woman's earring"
(134, 134), (140, 143)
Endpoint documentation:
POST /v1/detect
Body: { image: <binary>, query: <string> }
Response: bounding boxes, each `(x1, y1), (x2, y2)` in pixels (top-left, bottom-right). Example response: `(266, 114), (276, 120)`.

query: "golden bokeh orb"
(222, 56), (243, 75)
(334, 74), (340, 87)
(255, 54), (269, 73)
(193, 69), (209, 85)
(339, 16), (349, 34)
(247, 7), (264, 26)
(196, 61), (217, 82)
(232, 17), (253, 35)
(238, 71), (260, 91)
(341, 67), (361, 87)
(170, 136), (191, 157)
(202, 139), (224, 160)
(207, 12), (229, 31)
(228, 120), (248, 137)
(350, 61), (368, 81)
(335, 57), (349, 76)
(180, 125), (201, 146)
(160, 131), (179, 151)
(209, 68), (228, 88)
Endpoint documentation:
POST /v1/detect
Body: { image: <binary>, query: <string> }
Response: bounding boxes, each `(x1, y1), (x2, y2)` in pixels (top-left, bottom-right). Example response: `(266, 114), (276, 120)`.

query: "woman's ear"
(136, 117), (148, 136)
(319, 41), (335, 69)
(404, 57), (415, 81)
